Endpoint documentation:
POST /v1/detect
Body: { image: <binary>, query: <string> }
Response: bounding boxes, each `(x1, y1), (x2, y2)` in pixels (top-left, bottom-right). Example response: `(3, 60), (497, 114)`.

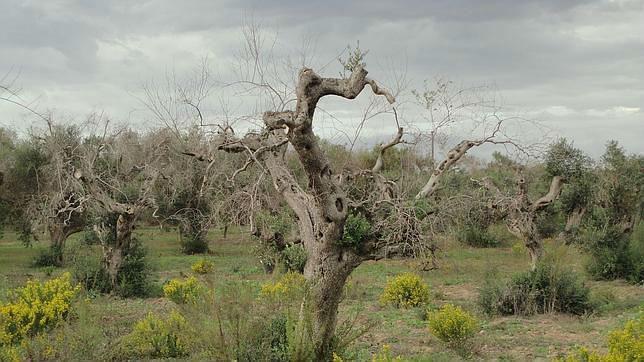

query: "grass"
(1, 227), (642, 361)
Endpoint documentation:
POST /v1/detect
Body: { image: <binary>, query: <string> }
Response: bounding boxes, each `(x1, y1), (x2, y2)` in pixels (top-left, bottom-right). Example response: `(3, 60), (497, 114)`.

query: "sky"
(0, 0), (642, 159)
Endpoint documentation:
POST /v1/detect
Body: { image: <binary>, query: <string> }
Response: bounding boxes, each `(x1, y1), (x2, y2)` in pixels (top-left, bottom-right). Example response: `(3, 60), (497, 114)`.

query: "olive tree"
(474, 140), (587, 269)
(75, 126), (161, 290)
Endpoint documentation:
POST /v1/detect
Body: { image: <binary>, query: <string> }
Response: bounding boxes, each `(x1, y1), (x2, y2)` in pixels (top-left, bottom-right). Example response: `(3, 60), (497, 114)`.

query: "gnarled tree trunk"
(99, 211), (136, 290)
(47, 214), (84, 265)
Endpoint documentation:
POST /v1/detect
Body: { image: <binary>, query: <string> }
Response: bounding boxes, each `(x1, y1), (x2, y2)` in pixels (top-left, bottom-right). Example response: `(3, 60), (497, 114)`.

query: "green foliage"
(32, 245), (64, 268)
(339, 212), (372, 247)
(380, 273), (430, 308)
(281, 244), (307, 273)
(180, 227), (209, 254)
(114, 239), (152, 298)
(191, 258), (215, 274)
(0, 273), (79, 346)
(545, 138), (591, 180)
(457, 225), (499, 248)
(478, 259), (592, 316)
(339, 41), (368, 77)
(163, 276), (204, 304)
(535, 209), (564, 238)
(70, 239), (152, 297)
(427, 304), (479, 351)
(80, 228), (100, 245)
(70, 249), (111, 294)
(118, 310), (195, 359)
(584, 224), (643, 283)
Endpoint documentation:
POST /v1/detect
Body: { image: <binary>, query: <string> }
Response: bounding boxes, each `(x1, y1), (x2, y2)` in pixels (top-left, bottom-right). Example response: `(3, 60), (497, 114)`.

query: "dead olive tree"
(184, 62), (426, 359)
(75, 126), (161, 291)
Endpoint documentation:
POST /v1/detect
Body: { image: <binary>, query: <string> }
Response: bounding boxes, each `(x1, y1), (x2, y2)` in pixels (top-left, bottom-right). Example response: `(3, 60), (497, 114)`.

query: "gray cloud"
(0, 0), (642, 158)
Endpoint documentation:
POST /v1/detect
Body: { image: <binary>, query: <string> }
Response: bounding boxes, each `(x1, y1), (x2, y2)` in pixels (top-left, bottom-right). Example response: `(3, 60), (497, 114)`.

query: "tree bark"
(304, 247), (360, 360)
(47, 216), (83, 265)
(103, 212), (136, 289)
(563, 206), (586, 235)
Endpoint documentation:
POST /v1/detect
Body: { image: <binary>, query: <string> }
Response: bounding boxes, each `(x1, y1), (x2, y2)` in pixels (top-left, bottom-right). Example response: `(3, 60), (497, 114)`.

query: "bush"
(71, 239), (151, 298)
(0, 273), (79, 346)
(478, 260), (592, 316)
(70, 249), (111, 294)
(281, 244), (307, 273)
(511, 242), (526, 255)
(118, 310), (196, 359)
(163, 276), (204, 304)
(427, 304), (478, 350)
(380, 273), (430, 308)
(191, 258), (215, 274)
(339, 212), (371, 247)
(370, 344), (402, 362)
(556, 312), (643, 361)
(80, 228), (100, 245)
(180, 232), (209, 255)
(456, 225), (498, 248)
(260, 272), (307, 303)
(606, 313), (643, 361)
(585, 225), (642, 283)
(32, 245), (64, 267)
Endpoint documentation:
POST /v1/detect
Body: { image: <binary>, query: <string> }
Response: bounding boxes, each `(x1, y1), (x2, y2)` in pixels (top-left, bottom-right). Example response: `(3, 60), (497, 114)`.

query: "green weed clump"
(457, 225), (498, 248)
(0, 273), (79, 347)
(380, 273), (430, 308)
(191, 258), (215, 274)
(427, 304), (479, 351)
(478, 259), (592, 316)
(118, 310), (195, 359)
(163, 276), (204, 304)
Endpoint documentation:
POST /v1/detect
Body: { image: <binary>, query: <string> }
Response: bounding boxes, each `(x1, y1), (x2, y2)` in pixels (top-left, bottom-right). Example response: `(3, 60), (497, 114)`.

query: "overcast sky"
(1, 0), (642, 158)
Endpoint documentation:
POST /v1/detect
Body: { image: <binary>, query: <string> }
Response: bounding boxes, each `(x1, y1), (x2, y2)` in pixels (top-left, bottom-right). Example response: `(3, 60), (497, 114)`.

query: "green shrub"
(585, 225), (642, 283)
(114, 239), (151, 297)
(0, 273), (79, 346)
(535, 209), (563, 239)
(32, 245), (63, 267)
(478, 260), (592, 316)
(163, 276), (204, 304)
(456, 224), (498, 248)
(180, 232), (209, 255)
(511, 242), (526, 255)
(70, 249), (111, 294)
(380, 273), (430, 308)
(80, 228), (100, 245)
(281, 244), (307, 273)
(427, 304), (478, 351)
(118, 310), (195, 359)
(191, 258), (215, 274)
(339, 212), (371, 247)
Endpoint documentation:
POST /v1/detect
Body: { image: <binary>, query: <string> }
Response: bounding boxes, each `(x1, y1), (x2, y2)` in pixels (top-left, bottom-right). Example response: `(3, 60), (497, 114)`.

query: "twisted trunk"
(563, 206), (586, 235)
(47, 215), (83, 265)
(103, 212), (136, 289)
(305, 246), (360, 359)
